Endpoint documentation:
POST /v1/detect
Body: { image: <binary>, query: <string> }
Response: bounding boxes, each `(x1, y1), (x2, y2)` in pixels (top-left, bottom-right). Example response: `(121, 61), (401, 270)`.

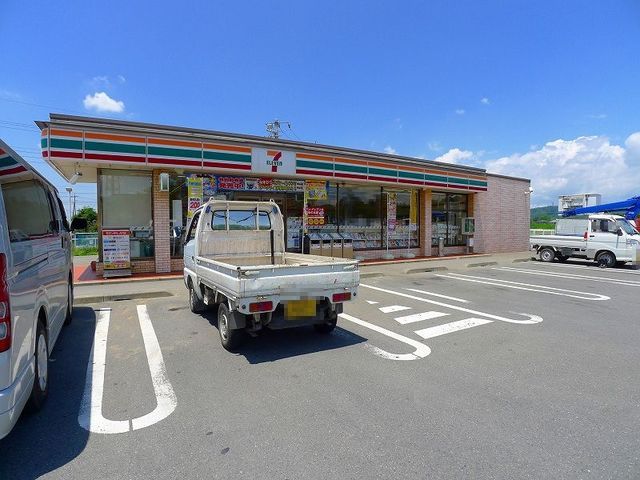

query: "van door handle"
(589, 235), (595, 238)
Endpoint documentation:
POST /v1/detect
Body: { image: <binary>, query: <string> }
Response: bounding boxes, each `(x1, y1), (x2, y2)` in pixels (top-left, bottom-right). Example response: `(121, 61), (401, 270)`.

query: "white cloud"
(383, 145), (397, 155)
(434, 148), (474, 164)
(480, 97), (490, 105)
(117, 74), (126, 84)
(428, 141), (443, 152)
(484, 133), (640, 206)
(588, 113), (607, 119)
(455, 109), (465, 115)
(83, 91), (125, 113)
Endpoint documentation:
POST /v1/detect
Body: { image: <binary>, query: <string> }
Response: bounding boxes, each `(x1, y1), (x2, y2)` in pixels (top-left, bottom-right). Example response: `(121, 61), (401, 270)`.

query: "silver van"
(0, 140), (85, 439)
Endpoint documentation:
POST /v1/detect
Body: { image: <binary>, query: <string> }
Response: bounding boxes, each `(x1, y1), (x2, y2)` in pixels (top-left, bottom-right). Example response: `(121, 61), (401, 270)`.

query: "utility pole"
(266, 119), (291, 139)
(65, 187), (73, 219)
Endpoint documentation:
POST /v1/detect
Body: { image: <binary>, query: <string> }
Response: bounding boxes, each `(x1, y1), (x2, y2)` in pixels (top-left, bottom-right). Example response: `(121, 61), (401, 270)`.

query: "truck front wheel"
(217, 303), (245, 351)
(596, 251), (616, 268)
(539, 247), (555, 263)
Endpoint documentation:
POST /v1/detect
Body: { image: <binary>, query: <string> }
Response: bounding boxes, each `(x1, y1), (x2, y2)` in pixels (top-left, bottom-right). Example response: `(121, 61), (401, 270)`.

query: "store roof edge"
(35, 114), (487, 176)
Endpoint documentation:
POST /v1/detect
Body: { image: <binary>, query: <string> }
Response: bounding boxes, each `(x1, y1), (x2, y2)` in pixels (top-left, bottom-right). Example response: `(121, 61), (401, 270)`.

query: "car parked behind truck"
(183, 200), (359, 351)
(0, 140), (86, 439)
(530, 214), (640, 267)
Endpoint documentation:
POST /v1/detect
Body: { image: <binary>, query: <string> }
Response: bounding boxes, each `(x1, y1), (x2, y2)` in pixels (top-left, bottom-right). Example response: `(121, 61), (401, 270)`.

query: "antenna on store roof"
(266, 119), (291, 139)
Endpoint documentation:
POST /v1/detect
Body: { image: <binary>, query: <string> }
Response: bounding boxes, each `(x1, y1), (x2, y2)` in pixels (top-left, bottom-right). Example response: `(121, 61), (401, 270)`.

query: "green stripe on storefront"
(469, 179), (487, 187)
(148, 146), (201, 159)
(85, 141), (146, 155)
(203, 151), (251, 163)
(50, 138), (82, 150)
(297, 159), (333, 171)
(369, 167), (396, 177)
(0, 156), (18, 167)
(41, 138), (48, 148)
(425, 174), (448, 183)
(398, 170), (423, 180)
(447, 177), (470, 186)
(334, 163), (367, 174)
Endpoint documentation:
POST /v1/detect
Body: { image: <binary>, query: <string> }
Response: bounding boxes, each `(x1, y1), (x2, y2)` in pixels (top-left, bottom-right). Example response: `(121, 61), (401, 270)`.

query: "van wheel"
(64, 281), (73, 325)
(188, 282), (205, 313)
(596, 251), (616, 268)
(539, 247), (555, 263)
(217, 303), (244, 351)
(29, 321), (49, 411)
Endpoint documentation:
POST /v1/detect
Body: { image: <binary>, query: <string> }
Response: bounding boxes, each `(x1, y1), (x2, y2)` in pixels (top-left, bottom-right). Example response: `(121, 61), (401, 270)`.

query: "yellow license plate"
(285, 299), (317, 319)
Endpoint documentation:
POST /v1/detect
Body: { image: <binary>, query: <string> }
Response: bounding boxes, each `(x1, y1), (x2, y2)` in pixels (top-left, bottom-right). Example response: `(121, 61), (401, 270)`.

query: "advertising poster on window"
(387, 192), (397, 231)
(218, 176), (304, 193)
(286, 216), (303, 250)
(187, 176), (203, 220)
(305, 206), (325, 226)
(304, 180), (327, 200)
(102, 229), (131, 271)
(202, 176), (216, 199)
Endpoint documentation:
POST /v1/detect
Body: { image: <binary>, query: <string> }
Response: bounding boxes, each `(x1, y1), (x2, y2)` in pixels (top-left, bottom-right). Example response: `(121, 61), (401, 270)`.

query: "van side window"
(56, 196), (70, 231)
(1, 180), (55, 242)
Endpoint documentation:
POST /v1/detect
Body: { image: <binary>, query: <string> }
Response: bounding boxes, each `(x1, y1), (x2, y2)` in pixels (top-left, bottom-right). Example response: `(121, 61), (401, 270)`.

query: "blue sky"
(1, 0), (640, 209)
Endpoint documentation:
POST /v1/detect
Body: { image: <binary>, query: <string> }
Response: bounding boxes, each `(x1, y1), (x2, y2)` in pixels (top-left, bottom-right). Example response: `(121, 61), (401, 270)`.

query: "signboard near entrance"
(102, 229), (131, 275)
(217, 176), (304, 193)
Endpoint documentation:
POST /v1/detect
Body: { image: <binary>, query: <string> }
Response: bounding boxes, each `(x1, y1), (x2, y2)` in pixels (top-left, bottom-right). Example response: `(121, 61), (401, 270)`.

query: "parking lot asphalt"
(2, 259), (640, 479)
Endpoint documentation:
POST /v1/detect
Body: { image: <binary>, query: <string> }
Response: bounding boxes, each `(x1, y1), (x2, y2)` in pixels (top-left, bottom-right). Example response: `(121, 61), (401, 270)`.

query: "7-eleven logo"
(267, 151), (283, 172)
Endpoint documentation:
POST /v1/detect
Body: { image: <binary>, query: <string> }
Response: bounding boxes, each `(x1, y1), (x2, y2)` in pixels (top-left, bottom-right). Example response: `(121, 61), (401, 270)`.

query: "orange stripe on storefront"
(297, 152), (333, 162)
(85, 131), (145, 143)
(203, 143), (251, 153)
(368, 160), (397, 169)
(334, 156), (368, 166)
(41, 129), (48, 137)
(50, 128), (83, 138)
(148, 137), (202, 149)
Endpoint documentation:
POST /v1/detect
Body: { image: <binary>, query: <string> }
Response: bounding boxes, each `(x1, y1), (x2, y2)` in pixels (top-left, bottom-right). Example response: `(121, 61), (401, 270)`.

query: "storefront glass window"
(383, 190), (420, 248)
(432, 192), (468, 246)
(338, 184), (382, 250)
(100, 169), (154, 259)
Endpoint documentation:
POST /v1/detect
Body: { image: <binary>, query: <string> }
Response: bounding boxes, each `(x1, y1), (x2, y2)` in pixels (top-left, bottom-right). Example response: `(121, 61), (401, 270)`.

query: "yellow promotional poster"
(304, 180), (327, 200)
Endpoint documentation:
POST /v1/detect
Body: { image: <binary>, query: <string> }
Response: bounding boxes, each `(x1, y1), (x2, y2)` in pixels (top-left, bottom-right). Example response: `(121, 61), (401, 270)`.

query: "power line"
(0, 96), (86, 116)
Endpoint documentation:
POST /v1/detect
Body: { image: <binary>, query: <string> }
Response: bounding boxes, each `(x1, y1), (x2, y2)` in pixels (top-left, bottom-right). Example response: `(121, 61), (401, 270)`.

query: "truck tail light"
(249, 301), (273, 313)
(583, 231), (588, 240)
(332, 292), (351, 303)
(0, 253), (11, 353)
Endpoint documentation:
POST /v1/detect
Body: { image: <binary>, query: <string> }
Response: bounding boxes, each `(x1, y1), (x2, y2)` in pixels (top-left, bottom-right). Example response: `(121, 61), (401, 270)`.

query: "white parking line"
(405, 288), (470, 303)
(530, 262), (640, 275)
(131, 305), (177, 431)
(339, 313), (431, 361)
(366, 300), (379, 304)
(496, 266), (640, 286)
(394, 311), (449, 324)
(379, 305), (411, 313)
(78, 305), (177, 434)
(415, 318), (493, 339)
(436, 273), (611, 301)
(360, 283), (543, 324)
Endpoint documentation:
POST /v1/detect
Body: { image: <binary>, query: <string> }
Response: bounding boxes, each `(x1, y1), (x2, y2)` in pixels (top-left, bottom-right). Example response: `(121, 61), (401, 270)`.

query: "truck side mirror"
(617, 228), (623, 236)
(70, 217), (88, 231)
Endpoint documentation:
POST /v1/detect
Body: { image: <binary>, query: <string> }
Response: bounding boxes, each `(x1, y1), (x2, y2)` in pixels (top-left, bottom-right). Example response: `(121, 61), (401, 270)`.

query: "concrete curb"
(405, 266), (448, 274)
(76, 275), (182, 287)
(467, 261), (498, 268)
(360, 271), (384, 279)
(75, 291), (174, 305)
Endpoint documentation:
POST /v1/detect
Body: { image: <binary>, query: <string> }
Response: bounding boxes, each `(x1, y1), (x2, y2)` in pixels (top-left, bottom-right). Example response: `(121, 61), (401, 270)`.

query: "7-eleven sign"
(252, 148), (296, 175)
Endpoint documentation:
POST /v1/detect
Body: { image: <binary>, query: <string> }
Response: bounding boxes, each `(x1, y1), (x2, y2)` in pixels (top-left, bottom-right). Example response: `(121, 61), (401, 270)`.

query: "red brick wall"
(473, 174), (531, 253)
(153, 170), (171, 273)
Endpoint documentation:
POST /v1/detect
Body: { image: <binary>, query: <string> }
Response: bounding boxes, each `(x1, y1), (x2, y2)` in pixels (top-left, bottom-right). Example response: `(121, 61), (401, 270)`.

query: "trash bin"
(438, 236), (445, 257)
(329, 233), (343, 258)
(309, 233), (323, 256)
(340, 233), (354, 259)
(320, 233), (333, 257)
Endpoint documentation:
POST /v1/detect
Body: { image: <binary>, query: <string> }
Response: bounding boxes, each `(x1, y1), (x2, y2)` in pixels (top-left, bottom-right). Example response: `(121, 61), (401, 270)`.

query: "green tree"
(72, 206), (98, 232)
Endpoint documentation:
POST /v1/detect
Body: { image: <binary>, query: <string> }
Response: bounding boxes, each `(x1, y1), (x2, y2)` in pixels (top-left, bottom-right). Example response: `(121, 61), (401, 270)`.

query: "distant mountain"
(531, 205), (558, 221)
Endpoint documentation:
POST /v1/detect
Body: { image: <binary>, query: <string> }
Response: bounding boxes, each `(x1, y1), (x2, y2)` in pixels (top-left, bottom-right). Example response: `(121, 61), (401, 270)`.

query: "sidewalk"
(74, 251), (533, 304)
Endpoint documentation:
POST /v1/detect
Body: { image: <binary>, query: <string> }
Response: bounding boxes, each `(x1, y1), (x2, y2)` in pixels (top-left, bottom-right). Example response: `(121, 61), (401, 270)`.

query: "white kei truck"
(530, 214), (640, 267)
(183, 200), (360, 351)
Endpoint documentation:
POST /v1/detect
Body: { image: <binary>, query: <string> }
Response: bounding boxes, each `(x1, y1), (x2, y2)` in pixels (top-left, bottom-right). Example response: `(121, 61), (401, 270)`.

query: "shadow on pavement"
(202, 308), (367, 364)
(0, 306), (96, 480)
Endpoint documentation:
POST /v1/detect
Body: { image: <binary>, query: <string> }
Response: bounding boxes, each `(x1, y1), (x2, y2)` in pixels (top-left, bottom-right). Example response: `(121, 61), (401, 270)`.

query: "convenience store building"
(37, 114), (531, 275)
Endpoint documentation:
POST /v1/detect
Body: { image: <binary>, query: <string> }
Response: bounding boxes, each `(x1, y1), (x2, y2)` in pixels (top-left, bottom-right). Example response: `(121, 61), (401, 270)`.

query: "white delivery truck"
(530, 214), (640, 267)
(183, 200), (359, 351)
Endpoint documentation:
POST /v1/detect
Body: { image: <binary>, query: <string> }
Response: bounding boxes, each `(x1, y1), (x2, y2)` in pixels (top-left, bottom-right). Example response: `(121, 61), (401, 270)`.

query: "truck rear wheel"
(314, 311), (337, 334)
(539, 247), (555, 263)
(217, 303), (244, 351)
(188, 281), (206, 313)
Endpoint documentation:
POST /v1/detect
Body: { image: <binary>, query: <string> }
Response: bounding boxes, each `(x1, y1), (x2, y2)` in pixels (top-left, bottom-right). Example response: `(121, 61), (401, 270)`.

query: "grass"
(73, 246), (98, 256)
(530, 222), (555, 230)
